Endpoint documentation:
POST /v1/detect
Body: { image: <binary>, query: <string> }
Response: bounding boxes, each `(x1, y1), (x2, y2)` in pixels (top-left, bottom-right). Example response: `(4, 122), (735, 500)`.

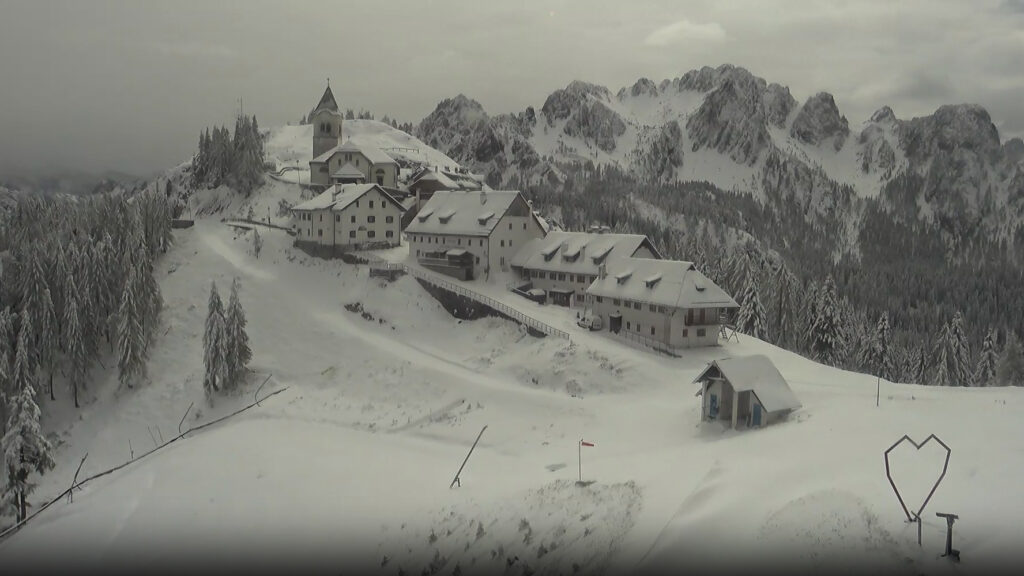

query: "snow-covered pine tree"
(974, 327), (999, 387)
(933, 321), (952, 386)
(769, 264), (797, 349)
(867, 312), (894, 381)
(810, 276), (846, 367)
(798, 280), (820, 353)
(116, 267), (147, 389)
(64, 275), (87, 408)
(949, 311), (973, 386)
(37, 287), (57, 400)
(203, 281), (228, 400)
(0, 308), (11, 435)
(224, 277), (252, 390)
(2, 320), (55, 522)
(996, 331), (1024, 386)
(252, 228), (263, 259)
(736, 272), (767, 339)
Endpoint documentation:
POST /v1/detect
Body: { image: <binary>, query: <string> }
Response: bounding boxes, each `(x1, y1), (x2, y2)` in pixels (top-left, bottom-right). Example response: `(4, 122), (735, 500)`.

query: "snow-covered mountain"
(416, 64), (1024, 240)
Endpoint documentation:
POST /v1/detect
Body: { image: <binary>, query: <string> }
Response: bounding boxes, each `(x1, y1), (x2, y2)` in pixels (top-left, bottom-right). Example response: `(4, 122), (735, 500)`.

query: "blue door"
(709, 394), (719, 419)
(752, 403), (762, 427)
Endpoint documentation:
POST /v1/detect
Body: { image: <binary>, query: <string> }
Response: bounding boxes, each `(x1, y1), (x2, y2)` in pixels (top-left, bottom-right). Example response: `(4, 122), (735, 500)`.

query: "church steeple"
(314, 80), (339, 114)
(310, 80), (343, 160)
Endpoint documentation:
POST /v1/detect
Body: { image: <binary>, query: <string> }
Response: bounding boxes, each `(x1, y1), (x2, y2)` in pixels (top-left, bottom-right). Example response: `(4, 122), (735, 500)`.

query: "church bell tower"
(311, 80), (342, 159)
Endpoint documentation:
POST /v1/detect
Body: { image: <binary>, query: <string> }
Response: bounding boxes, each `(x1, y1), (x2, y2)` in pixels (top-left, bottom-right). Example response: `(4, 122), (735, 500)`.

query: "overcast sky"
(1, 0), (1022, 176)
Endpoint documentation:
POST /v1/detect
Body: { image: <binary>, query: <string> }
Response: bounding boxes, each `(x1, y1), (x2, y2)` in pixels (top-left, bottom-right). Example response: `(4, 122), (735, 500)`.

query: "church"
(307, 83), (399, 190)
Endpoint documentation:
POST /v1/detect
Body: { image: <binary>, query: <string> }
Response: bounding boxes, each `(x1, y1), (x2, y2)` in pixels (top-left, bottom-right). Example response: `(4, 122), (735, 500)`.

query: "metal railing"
(609, 328), (682, 358)
(363, 256), (570, 341)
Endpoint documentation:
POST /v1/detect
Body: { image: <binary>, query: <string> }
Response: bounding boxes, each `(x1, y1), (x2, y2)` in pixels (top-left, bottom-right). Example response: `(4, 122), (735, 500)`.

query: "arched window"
(375, 169), (386, 185)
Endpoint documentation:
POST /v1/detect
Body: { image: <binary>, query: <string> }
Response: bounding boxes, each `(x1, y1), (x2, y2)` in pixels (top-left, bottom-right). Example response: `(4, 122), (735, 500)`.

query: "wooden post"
(578, 438), (582, 483)
(876, 376), (880, 407)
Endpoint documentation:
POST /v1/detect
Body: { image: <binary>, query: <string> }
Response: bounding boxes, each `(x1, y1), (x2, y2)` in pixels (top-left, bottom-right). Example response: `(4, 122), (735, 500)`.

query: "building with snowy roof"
(510, 231), (663, 307)
(291, 183), (405, 253)
(305, 83), (399, 189)
(404, 190), (546, 281)
(585, 257), (738, 349)
(693, 355), (801, 429)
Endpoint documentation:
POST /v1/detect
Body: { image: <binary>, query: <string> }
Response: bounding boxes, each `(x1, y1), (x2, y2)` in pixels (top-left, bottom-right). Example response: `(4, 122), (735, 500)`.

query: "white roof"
(586, 257), (738, 309)
(692, 355), (801, 413)
(291, 184), (404, 213)
(404, 190), (524, 237)
(511, 231), (660, 276)
(312, 140), (398, 165)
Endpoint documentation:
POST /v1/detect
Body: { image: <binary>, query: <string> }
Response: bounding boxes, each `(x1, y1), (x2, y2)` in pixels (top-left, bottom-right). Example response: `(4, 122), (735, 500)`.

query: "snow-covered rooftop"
(511, 231), (660, 276)
(404, 190), (523, 237)
(291, 183), (403, 213)
(586, 257), (738, 309)
(312, 140), (398, 165)
(693, 354), (802, 413)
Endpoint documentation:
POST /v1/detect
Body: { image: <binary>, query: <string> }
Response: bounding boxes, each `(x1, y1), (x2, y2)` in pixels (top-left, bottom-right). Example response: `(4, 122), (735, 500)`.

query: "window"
(349, 231), (356, 238)
(539, 271), (547, 279)
(508, 222), (512, 230)
(613, 299), (620, 306)
(523, 222), (526, 230)
(686, 309), (694, 325)
(649, 304), (657, 312)
(500, 256), (505, 266)
(351, 215), (356, 223)
(479, 239), (483, 246)
(368, 230), (376, 238)
(317, 229), (323, 237)
(458, 238), (461, 245)
(475, 256), (480, 264)
(319, 214), (322, 221)
(683, 329), (689, 337)
(416, 250), (420, 257)
(386, 216), (393, 223)
(319, 166), (328, 173)
(637, 323), (641, 333)
(650, 326), (656, 336)
(386, 230), (394, 238)
(697, 328), (706, 337)
(369, 200), (374, 209)
(500, 240), (505, 247)
(368, 216), (376, 223)
(596, 296), (603, 303)
(626, 321), (631, 330)
(699, 309), (706, 324)
(633, 302), (641, 310)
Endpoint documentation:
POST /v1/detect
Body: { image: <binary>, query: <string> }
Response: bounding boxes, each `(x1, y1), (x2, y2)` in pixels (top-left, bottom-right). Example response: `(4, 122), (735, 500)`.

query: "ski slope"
(1, 211), (1022, 575)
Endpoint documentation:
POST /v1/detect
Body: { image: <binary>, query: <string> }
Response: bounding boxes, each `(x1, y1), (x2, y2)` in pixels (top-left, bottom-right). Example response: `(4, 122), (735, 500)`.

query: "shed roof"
(692, 355), (801, 413)
(511, 231), (661, 276)
(586, 257), (738, 309)
(404, 190), (524, 237)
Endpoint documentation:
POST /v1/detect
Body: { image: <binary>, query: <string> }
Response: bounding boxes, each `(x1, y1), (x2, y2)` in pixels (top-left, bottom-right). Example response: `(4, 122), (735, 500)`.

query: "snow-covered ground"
(1, 193), (1023, 574)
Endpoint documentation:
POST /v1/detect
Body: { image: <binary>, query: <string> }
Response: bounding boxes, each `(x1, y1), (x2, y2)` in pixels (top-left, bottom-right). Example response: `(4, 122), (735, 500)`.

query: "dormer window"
(438, 208), (456, 224)
(615, 270), (633, 285)
(417, 208), (434, 222)
(478, 211), (494, 225)
(644, 273), (662, 289)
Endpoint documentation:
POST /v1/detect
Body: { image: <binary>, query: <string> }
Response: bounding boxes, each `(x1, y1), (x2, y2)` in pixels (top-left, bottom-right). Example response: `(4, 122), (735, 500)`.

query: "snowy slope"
(1, 216), (1022, 574)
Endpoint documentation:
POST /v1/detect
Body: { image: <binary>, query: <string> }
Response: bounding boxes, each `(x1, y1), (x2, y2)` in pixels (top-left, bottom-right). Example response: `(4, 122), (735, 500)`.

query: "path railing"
(365, 256), (570, 341)
(610, 328), (682, 358)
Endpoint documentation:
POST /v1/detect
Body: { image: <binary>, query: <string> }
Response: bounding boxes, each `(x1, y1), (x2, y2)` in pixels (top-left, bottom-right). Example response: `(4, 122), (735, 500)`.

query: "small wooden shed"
(693, 355), (801, 429)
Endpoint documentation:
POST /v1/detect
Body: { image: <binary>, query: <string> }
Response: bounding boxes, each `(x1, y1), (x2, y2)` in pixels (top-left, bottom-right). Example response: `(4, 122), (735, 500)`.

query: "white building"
(586, 257), (738, 349)
(292, 183), (405, 253)
(310, 140), (399, 189)
(510, 231), (662, 307)
(404, 190), (546, 281)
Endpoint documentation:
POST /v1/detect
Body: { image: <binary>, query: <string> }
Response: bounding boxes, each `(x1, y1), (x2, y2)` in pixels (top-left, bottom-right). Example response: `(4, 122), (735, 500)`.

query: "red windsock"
(580, 440), (595, 447)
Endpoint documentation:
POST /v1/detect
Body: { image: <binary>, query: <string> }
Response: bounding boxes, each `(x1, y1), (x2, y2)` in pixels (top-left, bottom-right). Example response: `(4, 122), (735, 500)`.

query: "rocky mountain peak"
(790, 92), (850, 151)
(870, 106), (897, 124)
(900, 103), (1002, 162)
(541, 80), (625, 153)
(1004, 137), (1024, 165)
(617, 78), (658, 100)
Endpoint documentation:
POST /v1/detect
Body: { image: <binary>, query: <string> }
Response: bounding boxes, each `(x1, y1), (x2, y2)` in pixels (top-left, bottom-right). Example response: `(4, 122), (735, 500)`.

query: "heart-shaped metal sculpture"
(884, 434), (951, 522)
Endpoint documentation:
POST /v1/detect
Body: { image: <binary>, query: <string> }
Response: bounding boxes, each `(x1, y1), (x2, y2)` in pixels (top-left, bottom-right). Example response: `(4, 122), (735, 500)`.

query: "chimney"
(480, 189), (487, 205)
(598, 263), (607, 279)
(561, 240), (569, 254)
(579, 243), (586, 259)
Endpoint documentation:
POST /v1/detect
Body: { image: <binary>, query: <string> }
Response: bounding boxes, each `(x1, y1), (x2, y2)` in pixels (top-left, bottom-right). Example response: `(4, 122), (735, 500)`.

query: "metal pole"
(449, 425), (487, 489)
(578, 439), (582, 483)
(876, 376), (880, 407)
